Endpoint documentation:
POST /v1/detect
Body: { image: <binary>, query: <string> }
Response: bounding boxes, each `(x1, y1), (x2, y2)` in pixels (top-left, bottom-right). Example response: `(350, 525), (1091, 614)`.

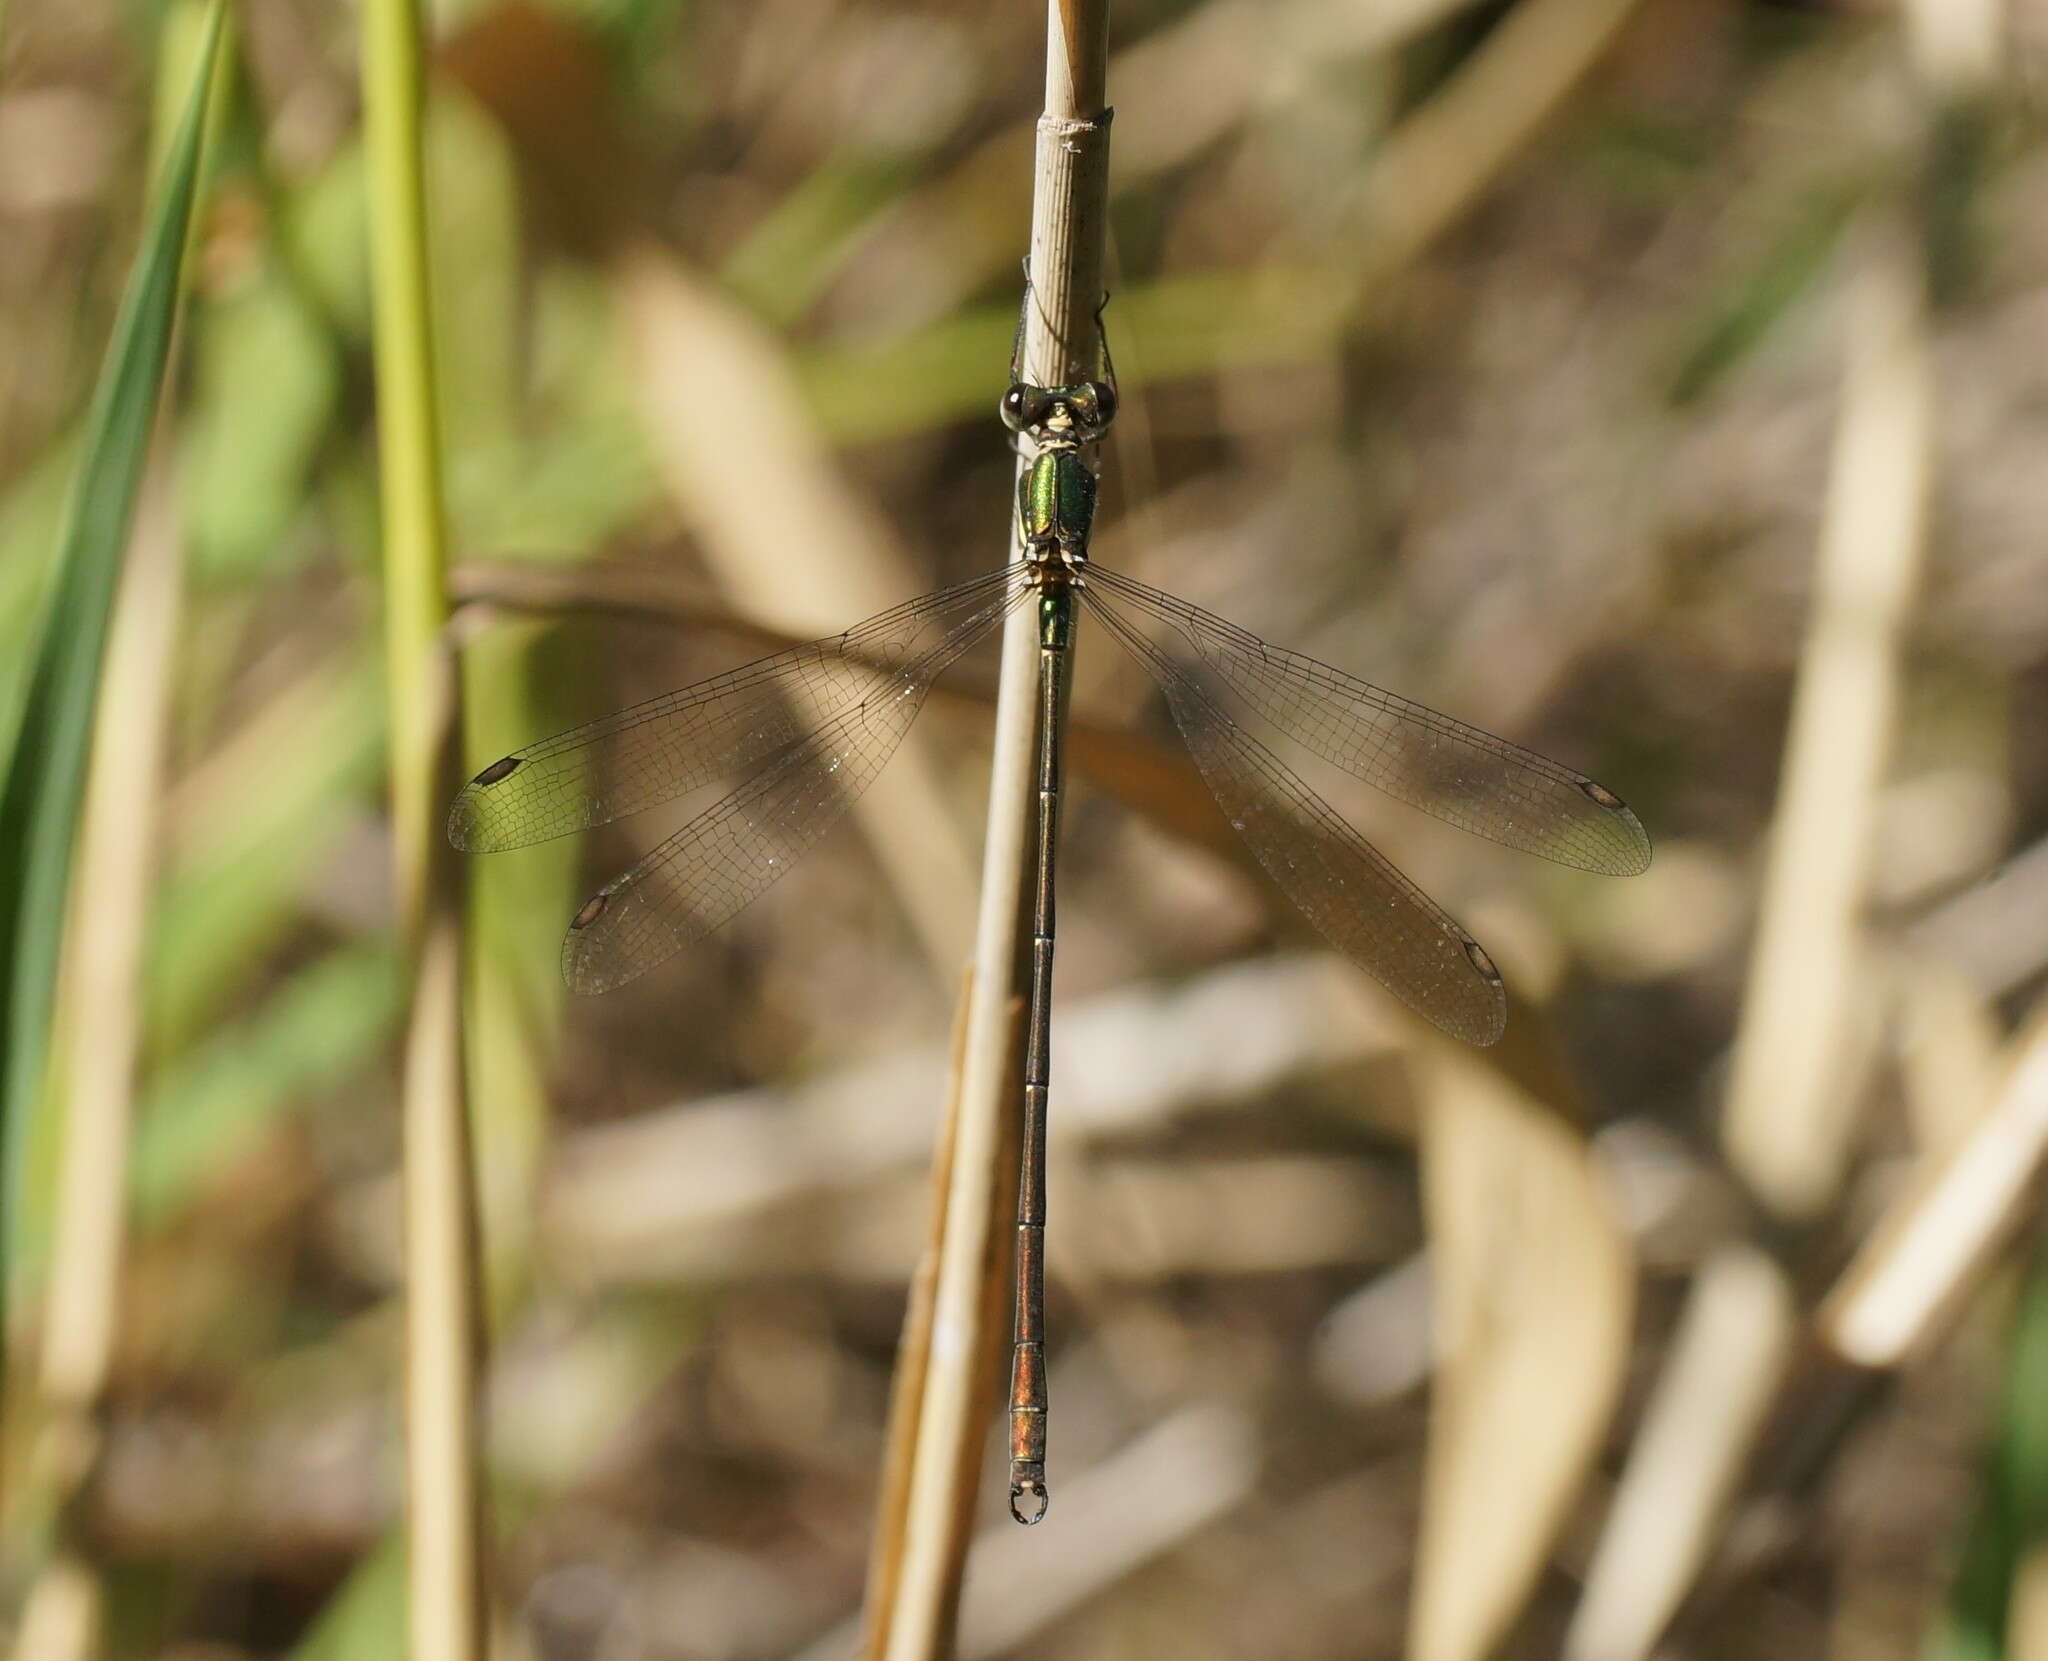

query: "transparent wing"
(1086, 592), (1506, 1046)
(1087, 566), (1650, 876)
(561, 573), (1032, 993)
(450, 565), (1024, 853)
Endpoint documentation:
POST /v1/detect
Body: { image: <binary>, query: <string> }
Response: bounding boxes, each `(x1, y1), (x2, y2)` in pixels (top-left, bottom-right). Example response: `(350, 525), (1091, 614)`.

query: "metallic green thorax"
(1021, 449), (1090, 650)
(1021, 448), (1097, 558)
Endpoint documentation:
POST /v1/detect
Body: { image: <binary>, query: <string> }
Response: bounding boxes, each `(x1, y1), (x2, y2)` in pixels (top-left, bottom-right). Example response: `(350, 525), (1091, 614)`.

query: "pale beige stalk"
(11, 464), (182, 1661)
(878, 5), (1111, 1657)
(400, 826), (482, 1661)
(861, 972), (974, 1661)
(1823, 996), (2048, 1369)
(1721, 247), (1933, 1218)
(1563, 1245), (1797, 1661)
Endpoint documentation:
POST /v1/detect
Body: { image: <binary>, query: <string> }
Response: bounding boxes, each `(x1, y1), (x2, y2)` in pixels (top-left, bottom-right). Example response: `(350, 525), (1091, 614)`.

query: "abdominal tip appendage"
(1010, 1478), (1049, 1525)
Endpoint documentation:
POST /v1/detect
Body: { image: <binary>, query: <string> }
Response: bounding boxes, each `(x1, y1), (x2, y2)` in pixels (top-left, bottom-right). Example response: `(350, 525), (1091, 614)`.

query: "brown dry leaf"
(1410, 1037), (1634, 1661)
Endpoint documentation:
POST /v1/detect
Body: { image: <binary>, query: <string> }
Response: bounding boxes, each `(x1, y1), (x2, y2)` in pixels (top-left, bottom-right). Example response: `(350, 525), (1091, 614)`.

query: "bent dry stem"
(448, 298), (1652, 1523)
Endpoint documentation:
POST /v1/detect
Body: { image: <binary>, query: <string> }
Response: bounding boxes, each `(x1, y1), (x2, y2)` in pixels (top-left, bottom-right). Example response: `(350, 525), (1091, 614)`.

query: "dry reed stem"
(1721, 242), (1932, 1219)
(12, 464), (182, 1661)
(1822, 994), (2048, 1369)
(873, 994), (1026, 1661)
(1562, 1245), (1797, 1661)
(879, 5), (1110, 1655)
(402, 837), (486, 1661)
(35, 381), (180, 1459)
(860, 971), (975, 1660)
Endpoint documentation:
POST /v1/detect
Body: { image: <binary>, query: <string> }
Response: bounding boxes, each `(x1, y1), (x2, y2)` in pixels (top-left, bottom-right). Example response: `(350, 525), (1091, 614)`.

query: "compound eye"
(1084, 379), (1118, 428)
(1001, 386), (1053, 432)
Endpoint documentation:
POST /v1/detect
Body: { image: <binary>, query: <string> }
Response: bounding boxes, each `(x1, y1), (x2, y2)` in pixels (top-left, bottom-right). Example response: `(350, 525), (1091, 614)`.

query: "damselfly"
(448, 301), (1651, 1524)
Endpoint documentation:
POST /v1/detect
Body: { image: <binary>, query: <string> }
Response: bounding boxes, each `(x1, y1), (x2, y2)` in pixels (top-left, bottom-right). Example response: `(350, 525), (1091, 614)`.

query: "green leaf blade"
(0, 0), (231, 1317)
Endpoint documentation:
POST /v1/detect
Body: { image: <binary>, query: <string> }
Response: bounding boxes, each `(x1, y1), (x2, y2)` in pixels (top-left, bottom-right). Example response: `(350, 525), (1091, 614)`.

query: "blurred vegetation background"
(4, 0), (2048, 1656)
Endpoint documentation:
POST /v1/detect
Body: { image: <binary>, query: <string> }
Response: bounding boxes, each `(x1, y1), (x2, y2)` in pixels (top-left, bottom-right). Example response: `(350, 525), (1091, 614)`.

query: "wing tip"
(560, 885), (692, 996)
(446, 787), (490, 852)
(448, 755), (526, 852)
(561, 890), (623, 995)
(560, 937), (617, 996)
(1573, 778), (1653, 877)
(1458, 939), (1508, 1047)
(1406, 987), (1507, 1048)
(1377, 938), (1507, 1047)
(1611, 811), (1653, 877)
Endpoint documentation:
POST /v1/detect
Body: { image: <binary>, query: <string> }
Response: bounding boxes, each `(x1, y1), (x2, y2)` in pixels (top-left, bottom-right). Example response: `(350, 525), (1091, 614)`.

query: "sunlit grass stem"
(359, 0), (486, 1654)
(11, 463), (185, 1661)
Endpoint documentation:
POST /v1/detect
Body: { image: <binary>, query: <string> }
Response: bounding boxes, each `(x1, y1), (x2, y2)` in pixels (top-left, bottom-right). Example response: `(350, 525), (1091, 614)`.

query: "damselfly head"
(999, 380), (1118, 439)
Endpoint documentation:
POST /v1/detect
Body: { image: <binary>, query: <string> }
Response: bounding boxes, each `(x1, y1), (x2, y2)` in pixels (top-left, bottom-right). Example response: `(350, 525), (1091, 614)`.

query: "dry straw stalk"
(875, 4), (1112, 1657)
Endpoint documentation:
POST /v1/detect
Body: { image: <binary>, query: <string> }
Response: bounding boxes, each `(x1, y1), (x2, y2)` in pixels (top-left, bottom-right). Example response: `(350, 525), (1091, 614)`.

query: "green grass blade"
(1927, 1250), (2048, 1661)
(0, 0), (229, 1337)
(293, 1531), (407, 1661)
